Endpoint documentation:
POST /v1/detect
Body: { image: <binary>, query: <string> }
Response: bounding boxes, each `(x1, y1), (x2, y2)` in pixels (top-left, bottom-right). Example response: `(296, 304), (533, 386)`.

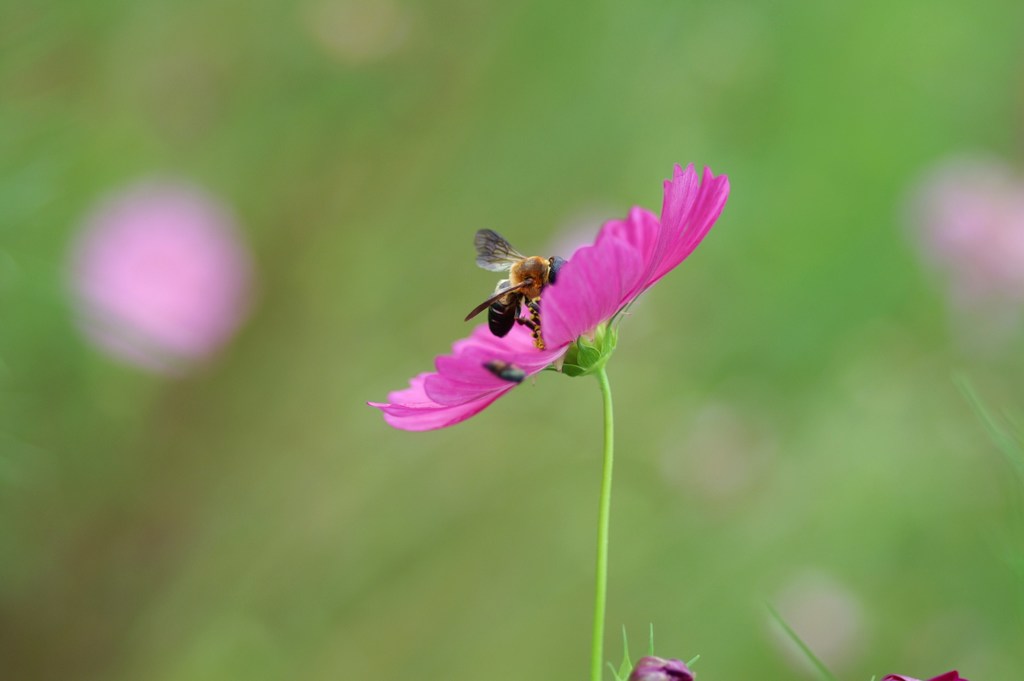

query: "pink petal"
(369, 371), (513, 431)
(595, 206), (662, 300)
(542, 234), (645, 348)
(541, 164), (728, 349)
(369, 324), (562, 431)
(377, 395), (507, 431)
(455, 323), (564, 369)
(661, 164), (702, 226)
(649, 163), (701, 276)
(424, 374), (505, 406)
(646, 164), (730, 289)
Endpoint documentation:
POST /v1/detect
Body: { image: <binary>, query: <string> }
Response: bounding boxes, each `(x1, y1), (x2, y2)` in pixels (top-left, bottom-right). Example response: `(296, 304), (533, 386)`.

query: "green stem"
(590, 366), (615, 681)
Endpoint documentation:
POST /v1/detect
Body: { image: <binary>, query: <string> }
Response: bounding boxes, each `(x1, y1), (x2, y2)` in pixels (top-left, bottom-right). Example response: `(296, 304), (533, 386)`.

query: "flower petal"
(542, 234), (645, 348)
(369, 324), (563, 431)
(377, 397), (508, 430)
(595, 206), (662, 300)
(369, 372), (514, 431)
(645, 164), (730, 289)
(423, 374), (505, 406)
(542, 164), (728, 349)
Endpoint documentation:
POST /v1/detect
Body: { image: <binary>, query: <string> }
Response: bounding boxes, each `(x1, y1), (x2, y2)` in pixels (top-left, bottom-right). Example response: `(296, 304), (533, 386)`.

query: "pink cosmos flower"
(69, 180), (254, 375)
(369, 164), (729, 431)
(882, 672), (968, 681)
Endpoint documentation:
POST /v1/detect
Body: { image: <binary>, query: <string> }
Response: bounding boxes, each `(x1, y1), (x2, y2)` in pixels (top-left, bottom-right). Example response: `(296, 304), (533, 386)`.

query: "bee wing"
(474, 229), (526, 271)
(464, 279), (531, 321)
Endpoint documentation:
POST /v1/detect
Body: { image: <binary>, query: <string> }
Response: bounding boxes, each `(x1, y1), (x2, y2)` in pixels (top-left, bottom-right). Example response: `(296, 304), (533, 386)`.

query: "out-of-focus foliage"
(2, 1), (1024, 679)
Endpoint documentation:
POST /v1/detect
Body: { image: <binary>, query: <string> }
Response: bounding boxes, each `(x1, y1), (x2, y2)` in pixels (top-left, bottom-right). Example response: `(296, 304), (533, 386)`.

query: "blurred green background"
(3, 1), (1024, 679)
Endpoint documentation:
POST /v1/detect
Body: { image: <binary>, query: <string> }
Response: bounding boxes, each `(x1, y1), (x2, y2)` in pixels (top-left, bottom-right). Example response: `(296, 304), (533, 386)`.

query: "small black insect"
(483, 360), (526, 383)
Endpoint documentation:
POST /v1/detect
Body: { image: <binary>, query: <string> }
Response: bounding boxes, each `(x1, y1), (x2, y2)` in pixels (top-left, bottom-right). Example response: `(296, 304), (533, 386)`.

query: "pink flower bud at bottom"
(882, 672), (968, 681)
(628, 656), (695, 681)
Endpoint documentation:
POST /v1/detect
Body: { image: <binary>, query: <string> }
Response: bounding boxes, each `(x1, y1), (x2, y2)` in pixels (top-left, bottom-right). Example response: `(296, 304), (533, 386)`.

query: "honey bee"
(464, 229), (566, 350)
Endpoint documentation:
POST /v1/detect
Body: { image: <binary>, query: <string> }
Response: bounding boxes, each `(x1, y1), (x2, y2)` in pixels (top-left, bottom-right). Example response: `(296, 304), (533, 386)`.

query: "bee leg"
(526, 298), (545, 350)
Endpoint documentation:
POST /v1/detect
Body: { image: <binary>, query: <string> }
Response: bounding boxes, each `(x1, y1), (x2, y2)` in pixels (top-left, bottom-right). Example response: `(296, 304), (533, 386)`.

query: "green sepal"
(611, 626), (632, 681)
(560, 324), (617, 378)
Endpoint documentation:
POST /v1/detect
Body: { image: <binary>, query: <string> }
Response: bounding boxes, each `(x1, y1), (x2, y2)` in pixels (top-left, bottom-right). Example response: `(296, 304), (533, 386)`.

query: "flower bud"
(560, 324), (617, 377)
(882, 672), (968, 681)
(628, 656), (695, 681)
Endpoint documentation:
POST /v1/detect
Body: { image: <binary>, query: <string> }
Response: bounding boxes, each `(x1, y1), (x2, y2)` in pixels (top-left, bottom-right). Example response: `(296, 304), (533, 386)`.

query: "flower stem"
(590, 366), (615, 681)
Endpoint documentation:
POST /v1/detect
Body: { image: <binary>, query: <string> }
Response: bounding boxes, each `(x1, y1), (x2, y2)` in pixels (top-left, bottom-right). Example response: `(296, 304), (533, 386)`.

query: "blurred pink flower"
(909, 157), (1024, 304)
(882, 672), (968, 681)
(69, 180), (254, 374)
(628, 656), (695, 681)
(369, 164), (729, 431)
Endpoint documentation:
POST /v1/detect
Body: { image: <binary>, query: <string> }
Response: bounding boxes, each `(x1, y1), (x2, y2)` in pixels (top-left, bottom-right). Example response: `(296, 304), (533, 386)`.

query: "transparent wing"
(474, 229), (525, 271)
(464, 279), (530, 321)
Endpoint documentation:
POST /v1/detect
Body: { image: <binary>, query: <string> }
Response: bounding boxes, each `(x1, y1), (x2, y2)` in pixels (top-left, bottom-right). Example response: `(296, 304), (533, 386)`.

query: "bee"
(483, 360), (526, 383)
(464, 229), (567, 350)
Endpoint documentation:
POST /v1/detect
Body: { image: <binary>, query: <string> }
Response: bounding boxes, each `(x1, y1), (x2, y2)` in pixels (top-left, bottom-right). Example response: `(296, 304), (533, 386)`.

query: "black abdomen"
(488, 300), (517, 337)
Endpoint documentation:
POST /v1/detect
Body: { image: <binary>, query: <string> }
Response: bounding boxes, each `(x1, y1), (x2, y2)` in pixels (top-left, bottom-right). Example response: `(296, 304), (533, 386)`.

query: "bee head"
(547, 256), (567, 284)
